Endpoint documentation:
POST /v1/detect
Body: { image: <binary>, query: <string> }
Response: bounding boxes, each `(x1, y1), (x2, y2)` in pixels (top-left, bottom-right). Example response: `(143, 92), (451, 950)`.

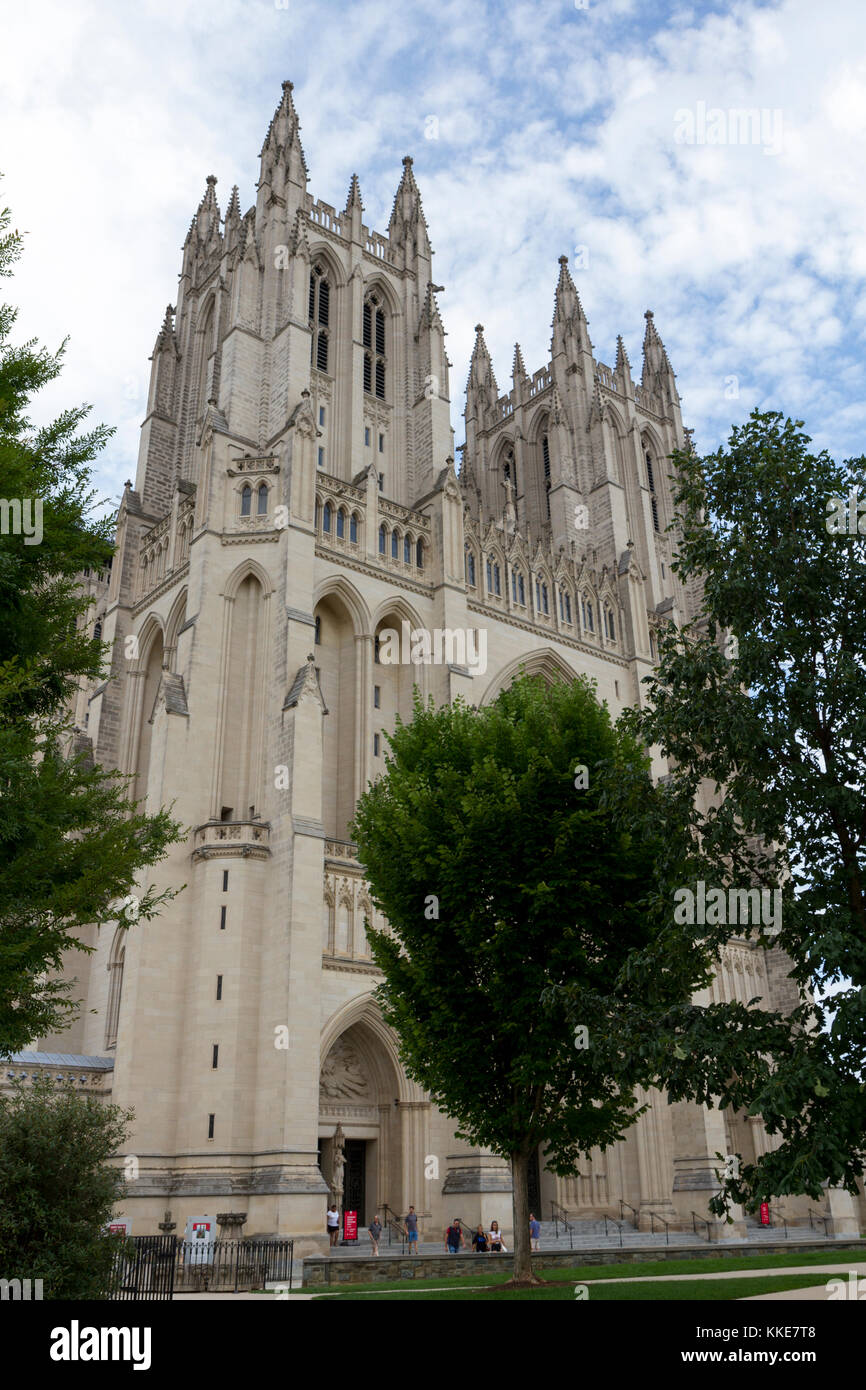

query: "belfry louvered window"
(309, 264), (330, 373)
(542, 434), (551, 518)
(363, 294), (386, 400)
(646, 450), (660, 531)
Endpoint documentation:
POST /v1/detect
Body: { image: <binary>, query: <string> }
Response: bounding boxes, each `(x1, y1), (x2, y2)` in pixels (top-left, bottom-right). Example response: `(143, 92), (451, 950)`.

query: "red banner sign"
(343, 1210), (358, 1241)
(759, 1201), (770, 1226)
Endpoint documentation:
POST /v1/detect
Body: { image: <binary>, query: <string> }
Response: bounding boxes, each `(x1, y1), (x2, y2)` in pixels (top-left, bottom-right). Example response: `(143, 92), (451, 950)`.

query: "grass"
(310, 1271), (837, 1301)
(281, 1246), (864, 1298)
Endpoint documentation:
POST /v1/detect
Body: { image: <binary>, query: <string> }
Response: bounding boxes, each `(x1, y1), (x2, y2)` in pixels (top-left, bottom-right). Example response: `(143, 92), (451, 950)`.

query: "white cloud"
(0, 0), (864, 506)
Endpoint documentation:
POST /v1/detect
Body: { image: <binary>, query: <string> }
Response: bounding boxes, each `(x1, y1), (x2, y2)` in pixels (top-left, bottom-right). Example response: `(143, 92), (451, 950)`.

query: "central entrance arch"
(319, 999), (421, 1228)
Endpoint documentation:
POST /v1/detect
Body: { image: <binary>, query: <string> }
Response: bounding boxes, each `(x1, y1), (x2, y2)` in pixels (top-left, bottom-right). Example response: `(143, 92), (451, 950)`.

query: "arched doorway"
(318, 1008), (420, 1229)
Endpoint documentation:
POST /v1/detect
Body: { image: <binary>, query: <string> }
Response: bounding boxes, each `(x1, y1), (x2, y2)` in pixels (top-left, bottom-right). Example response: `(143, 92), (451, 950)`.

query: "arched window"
(336, 508), (345, 539)
(542, 434), (551, 518)
(416, 538), (424, 569)
(465, 549), (476, 587)
(363, 293), (386, 400)
(541, 582), (549, 615)
(309, 263), (330, 373)
(646, 449), (660, 532)
(323, 501), (332, 534)
(240, 484), (252, 517)
(350, 513), (358, 544)
(581, 594), (594, 632)
(379, 524), (386, 555)
(604, 606), (616, 641)
(314, 615), (321, 645)
(560, 588), (572, 624)
(391, 529), (399, 560)
(511, 569), (526, 605)
(196, 300), (215, 419)
(257, 482), (268, 516)
(105, 935), (125, 1049)
(94, 619), (103, 641)
(650, 631), (656, 659)
(403, 535), (411, 565)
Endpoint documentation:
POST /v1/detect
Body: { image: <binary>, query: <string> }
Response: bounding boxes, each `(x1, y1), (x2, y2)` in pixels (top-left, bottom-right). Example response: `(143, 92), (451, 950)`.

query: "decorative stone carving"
(320, 1036), (371, 1101)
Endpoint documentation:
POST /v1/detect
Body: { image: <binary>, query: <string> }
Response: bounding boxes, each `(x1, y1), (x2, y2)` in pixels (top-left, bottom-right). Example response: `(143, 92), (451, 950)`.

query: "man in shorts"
(404, 1205), (419, 1253)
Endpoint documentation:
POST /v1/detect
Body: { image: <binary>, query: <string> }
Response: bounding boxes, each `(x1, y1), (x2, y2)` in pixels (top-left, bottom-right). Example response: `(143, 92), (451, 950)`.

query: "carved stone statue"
(332, 1123), (346, 1204)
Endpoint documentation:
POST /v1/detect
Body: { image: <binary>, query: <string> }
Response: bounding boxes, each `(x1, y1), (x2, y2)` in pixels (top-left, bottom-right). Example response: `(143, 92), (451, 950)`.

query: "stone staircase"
(329, 1215), (835, 1257)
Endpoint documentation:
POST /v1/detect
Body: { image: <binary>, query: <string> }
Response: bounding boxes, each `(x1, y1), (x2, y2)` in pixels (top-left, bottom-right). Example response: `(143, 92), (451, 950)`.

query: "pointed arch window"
(336, 508), (345, 539)
(511, 569), (526, 606)
(416, 538), (424, 569)
(542, 433), (551, 518)
(646, 449), (660, 532)
(604, 606), (616, 641)
(350, 513), (359, 544)
(581, 594), (595, 633)
(391, 529), (399, 560)
(560, 588), (572, 624)
(403, 535), (411, 565)
(465, 549), (476, 587)
(240, 484), (252, 517)
(257, 482), (268, 515)
(363, 293), (386, 400)
(309, 263), (330, 374)
(379, 524), (386, 555)
(323, 501), (332, 534)
(105, 933), (126, 1049)
(487, 559), (501, 596)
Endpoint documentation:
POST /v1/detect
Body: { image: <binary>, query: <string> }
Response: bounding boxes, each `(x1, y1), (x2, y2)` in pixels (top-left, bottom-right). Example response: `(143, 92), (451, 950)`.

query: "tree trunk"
(509, 1148), (541, 1287)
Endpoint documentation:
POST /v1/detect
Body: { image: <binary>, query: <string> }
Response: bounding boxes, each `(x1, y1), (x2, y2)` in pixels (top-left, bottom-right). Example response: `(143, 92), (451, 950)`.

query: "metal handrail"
(768, 1205), (788, 1239)
(602, 1213), (623, 1248)
(381, 1203), (407, 1251)
(649, 1212), (671, 1245)
(691, 1211), (712, 1242)
(549, 1201), (573, 1249)
(620, 1199), (639, 1230)
(807, 1208), (828, 1235)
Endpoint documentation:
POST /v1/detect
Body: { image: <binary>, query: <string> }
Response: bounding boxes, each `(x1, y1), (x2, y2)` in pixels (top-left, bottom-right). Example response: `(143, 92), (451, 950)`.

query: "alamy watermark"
(0, 497), (43, 545)
(378, 621), (487, 676)
(673, 881), (781, 936)
(674, 102), (783, 156)
(825, 489), (866, 535)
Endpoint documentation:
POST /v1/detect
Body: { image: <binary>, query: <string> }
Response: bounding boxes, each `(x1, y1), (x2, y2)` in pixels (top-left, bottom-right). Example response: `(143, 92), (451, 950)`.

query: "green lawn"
(311, 1271), (837, 1301)
(283, 1246), (863, 1299)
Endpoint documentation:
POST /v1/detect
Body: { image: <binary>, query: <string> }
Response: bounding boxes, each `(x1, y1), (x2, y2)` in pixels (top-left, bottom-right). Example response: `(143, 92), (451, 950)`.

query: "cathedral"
(26, 80), (858, 1249)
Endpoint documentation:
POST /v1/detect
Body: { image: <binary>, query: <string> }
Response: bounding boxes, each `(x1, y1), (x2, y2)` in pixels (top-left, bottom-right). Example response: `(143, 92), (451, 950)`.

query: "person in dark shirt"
(471, 1224), (489, 1253)
(444, 1219), (465, 1253)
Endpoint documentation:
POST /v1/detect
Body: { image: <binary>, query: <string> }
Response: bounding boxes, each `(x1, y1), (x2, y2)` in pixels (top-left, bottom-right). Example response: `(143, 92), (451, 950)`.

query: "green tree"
(352, 674), (704, 1285)
(0, 190), (182, 1053)
(0, 1075), (132, 1298)
(622, 409), (866, 1218)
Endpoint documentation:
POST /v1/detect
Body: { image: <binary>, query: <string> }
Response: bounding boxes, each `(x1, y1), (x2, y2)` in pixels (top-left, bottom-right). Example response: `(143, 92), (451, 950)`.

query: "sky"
(2, 0), (865, 506)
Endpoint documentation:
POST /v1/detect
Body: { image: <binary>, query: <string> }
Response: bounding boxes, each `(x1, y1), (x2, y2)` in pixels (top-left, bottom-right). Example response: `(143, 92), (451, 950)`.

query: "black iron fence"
(107, 1236), (294, 1299)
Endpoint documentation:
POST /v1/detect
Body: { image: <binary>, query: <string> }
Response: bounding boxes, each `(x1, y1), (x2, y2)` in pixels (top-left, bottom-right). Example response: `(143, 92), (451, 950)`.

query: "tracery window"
(309, 263), (330, 373)
(363, 293), (386, 400)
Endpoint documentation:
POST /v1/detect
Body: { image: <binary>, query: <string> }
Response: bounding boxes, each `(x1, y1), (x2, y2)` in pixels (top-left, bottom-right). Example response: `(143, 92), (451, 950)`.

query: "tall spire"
(388, 155), (430, 259)
(614, 333), (633, 392)
(641, 310), (676, 401)
(512, 342), (528, 381)
(224, 185), (241, 251)
(466, 324), (498, 397)
(182, 175), (223, 277)
(259, 79), (308, 197)
(552, 254), (589, 356)
(153, 304), (178, 356)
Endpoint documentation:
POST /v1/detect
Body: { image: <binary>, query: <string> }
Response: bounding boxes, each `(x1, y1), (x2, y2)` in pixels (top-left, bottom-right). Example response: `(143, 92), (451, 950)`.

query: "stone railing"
(2, 1052), (114, 1097)
(528, 367), (552, 397)
(365, 231), (395, 265)
(309, 201), (344, 237)
(192, 820), (271, 861)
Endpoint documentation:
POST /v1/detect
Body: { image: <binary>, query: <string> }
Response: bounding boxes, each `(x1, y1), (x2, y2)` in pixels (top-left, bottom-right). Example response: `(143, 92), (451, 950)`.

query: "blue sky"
(2, 0), (865, 505)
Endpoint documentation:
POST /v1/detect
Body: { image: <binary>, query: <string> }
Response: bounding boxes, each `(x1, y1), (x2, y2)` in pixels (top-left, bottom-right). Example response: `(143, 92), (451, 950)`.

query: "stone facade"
(32, 81), (860, 1248)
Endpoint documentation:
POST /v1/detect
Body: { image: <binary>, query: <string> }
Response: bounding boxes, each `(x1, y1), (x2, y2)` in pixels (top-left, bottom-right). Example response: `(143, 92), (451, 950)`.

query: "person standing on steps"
(327, 1202), (340, 1249)
(404, 1205), (419, 1254)
(445, 1218), (465, 1254)
(368, 1214), (382, 1256)
(529, 1213), (541, 1252)
(489, 1220), (505, 1253)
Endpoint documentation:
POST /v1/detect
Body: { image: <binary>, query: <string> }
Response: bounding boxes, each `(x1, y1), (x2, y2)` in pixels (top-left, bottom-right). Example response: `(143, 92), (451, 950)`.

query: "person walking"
(404, 1205), (419, 1254)
(327, 1203), (340, 1249)
(444, 1218), (465, 1253)
(471, 1224), (489, 1253)
(529, 1213), (541, 1252)
(489, 1220), (506, 1253)
(368, 1214), (382, 1256)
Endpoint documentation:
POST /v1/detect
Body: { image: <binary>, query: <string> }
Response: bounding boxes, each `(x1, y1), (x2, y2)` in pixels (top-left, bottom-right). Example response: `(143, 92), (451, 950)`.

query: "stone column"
(635, 1086), (679, 1231)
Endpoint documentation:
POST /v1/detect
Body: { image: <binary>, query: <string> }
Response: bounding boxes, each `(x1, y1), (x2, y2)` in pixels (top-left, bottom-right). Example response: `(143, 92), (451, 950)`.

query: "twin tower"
(50, 80), (798, 1248)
